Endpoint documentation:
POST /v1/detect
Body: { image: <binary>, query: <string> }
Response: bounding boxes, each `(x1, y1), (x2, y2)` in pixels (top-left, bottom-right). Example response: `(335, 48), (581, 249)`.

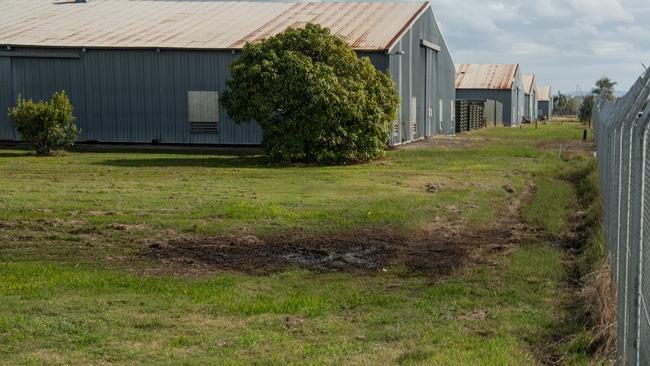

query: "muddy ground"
(140, 183), (534, 276)
(141, 229), (513, 276)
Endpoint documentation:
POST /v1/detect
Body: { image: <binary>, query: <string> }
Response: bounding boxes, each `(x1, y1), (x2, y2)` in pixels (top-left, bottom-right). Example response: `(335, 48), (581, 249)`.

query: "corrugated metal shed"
(0, 1), (456, 145)
(523, 74), (535, 95)
(538, 85), (553, 120)
(0, 0), (429, 52)
(522, 74), (537, 122)
(455, 64), (519, 90)
(538, 86), (551, 101)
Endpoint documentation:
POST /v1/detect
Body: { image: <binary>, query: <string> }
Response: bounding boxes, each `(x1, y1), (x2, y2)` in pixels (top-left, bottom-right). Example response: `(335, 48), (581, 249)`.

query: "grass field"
(0, 120), (603, 364)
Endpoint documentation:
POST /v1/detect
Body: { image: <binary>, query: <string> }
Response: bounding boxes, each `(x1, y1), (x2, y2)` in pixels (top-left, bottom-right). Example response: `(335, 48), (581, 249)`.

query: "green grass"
(0, 244), (567, 365)
(1, 121), (588, 265)
(522, 178), (577, 237)
(0, 120), (604, 364)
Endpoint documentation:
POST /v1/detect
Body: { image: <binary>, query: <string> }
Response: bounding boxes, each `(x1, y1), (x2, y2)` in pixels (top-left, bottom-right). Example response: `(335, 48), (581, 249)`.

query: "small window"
(439, 99), (443, 123)
(188, 91), (219, 134)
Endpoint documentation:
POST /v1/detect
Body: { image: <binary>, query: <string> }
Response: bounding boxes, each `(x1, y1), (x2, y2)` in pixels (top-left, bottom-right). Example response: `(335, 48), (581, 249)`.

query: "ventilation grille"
(188, 91), (219, 135)
(190, 122), (218, 134)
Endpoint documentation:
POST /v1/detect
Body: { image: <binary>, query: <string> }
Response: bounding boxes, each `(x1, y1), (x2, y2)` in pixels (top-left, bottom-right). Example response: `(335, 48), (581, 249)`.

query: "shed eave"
(383, 1), (431, 52)
(0, 43), (390, 53)
(456, 87), (512, 91)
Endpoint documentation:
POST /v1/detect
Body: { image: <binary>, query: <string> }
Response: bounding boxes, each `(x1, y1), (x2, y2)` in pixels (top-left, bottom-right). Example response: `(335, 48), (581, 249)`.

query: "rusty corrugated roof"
(0, 0), (430, 51)
(523, 74), (536, 95)
(455, 64), (519, 90)
(538, 86), (552, 101)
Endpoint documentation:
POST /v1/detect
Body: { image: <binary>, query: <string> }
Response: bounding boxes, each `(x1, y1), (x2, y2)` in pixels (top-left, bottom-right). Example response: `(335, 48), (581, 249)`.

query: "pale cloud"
(431, 0), (650, 93)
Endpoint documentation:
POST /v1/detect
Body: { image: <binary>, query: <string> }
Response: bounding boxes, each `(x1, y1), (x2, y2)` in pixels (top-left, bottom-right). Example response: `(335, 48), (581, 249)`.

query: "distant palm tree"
(592, 77), (617, 101)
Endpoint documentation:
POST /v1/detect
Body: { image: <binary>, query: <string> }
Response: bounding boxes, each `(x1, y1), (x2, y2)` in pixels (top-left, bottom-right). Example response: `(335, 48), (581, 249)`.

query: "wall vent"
(188, 91), (219, 134)
(190, 122), (218, 134)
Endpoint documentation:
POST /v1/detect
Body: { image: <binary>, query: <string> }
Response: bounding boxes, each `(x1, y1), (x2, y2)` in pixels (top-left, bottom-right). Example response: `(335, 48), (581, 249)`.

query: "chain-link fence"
(593, 70), (650, 365)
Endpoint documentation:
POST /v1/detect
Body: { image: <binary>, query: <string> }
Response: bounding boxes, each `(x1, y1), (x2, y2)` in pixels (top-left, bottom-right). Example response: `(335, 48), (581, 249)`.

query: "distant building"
(0, 0), (456, 146)
(455, 64), (524, 126)
(538, 86), (553, 120)
(523, 74), (538, 122)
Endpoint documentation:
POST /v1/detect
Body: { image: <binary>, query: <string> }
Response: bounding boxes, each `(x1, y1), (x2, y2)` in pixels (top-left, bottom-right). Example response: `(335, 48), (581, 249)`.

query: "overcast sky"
(430, 0), (650, 95)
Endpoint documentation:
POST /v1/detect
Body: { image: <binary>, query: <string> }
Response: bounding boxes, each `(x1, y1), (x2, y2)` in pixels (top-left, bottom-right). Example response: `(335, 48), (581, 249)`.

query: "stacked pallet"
(468, 103), (483, 130)
(455, 100), (469, 133)
(455, 99), (503, 133)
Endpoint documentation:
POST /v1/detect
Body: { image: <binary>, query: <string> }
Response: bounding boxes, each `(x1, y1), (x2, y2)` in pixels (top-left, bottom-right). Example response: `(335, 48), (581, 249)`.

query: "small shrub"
(8, 91), (79, 155)
(222, 24), (399, 164)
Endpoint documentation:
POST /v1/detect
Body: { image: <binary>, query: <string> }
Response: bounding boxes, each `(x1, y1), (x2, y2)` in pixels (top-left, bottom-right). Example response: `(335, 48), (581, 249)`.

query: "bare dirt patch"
(140, 224), (521, 276)
(139, 182), (535, 276)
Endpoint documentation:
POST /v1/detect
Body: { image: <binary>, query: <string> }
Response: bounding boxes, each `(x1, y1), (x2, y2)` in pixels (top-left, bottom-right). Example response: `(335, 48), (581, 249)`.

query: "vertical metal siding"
(0, 57), (14, 140)
(457, 69), (526, 126)
(513, 70), (525, 126)
(456, 89), (514, 126)
(533, 90), (539, 121)
(388, 43), (403, 145)
(0, 8), (454, 146)
(539, 97), (553, 120)
(387, 7), (455, 142)
(1, 48), (263, 145)
(357, 52), (389, 72)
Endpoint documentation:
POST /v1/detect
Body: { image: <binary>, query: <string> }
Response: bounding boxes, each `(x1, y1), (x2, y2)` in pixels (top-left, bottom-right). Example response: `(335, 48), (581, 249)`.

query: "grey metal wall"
(539, 100), (553, 120)
(524, 91), (538, 122)
(387, 6), (456, 145)
(532, 89), (538, 121)
(593, 70), (650, 366)
(0, 9), (454, 147)
(456, 69), (523, 127)
(0, 57), (13, 140)
(512, 70), (525, 126)
(0, 48), (263, 144)
(457, 89), (515, 126)
(0, 41), (450, 145)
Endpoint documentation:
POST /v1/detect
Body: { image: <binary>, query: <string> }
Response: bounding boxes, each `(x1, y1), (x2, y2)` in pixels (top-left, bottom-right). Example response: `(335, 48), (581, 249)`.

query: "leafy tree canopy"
(592, 77), (617, 101)
(579, 95), (595, 123)
(221, 24), (399, 164)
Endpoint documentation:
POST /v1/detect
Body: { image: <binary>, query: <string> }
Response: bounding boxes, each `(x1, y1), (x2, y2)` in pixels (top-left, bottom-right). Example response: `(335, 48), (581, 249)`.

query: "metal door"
(423, 47), (435, 136)
(0, 56), (14, 140)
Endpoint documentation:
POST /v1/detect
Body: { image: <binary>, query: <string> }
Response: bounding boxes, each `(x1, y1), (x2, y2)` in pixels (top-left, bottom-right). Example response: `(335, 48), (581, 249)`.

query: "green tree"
(8, 91), (79, 155)
(553, 91), (567, 114)
(579, 95), (595, 123)
(221, 24), (399, 164)
(592, 77), (617, 101)
(567, 97), (580, 115)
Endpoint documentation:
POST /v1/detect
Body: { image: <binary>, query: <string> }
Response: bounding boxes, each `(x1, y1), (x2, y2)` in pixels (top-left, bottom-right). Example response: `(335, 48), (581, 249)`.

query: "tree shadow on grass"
(70, 144), (264, 156)
(0, 151), (35, 158)
(97, 155), (271, 168)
